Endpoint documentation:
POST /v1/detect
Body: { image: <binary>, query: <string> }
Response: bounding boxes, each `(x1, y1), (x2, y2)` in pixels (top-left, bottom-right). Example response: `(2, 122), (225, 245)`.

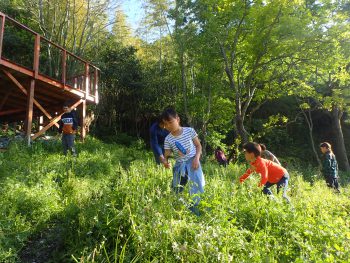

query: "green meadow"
(0, 138), (349, 262)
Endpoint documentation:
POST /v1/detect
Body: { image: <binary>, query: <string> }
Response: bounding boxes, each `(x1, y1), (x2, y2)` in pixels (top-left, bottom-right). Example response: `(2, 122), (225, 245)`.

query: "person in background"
(150, 119), (169, 165)
(319, 142), (340, 193)
(239, 142), (290, 202)
(160, 108), (205, 216)
(260, 144), (281, 165)
(1, 122), (9, 133)
(215, 147), (228, 167)
(58, 103), (78, 157)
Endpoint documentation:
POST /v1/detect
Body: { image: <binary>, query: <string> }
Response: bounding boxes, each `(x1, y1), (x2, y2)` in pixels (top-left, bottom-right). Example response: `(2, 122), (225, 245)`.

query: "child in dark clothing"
(149, 120), (169, 165)
(58, 104), (78, 156)
(319, 142), (340, 193)
(215, 147), (228, 167)
(259, 144), (281, 165)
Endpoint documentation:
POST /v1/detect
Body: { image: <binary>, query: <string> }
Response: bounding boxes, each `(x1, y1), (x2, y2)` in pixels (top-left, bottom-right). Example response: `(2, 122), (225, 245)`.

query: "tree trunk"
(235, 114), (248, 143)
(300, 106), (321, 167)
(200, 82), (212, 160)
(180, 51), (190, 124)
(331, 106), (350, 171)
(219, 43), (250, 144)
(201, 123), (207, 160)
(159, 27), (162, 72)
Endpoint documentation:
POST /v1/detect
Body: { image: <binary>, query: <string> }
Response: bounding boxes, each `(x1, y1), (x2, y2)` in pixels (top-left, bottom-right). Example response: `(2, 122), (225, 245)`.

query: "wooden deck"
(0, 12), (99, 144)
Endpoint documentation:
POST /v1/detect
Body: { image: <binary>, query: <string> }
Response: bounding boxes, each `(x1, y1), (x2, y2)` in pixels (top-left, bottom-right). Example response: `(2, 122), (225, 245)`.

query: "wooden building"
(0, 12), (99, 145)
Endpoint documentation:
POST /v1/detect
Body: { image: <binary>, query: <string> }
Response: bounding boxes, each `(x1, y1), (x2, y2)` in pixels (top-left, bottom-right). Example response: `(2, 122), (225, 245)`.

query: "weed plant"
(0, 138), (349, 262)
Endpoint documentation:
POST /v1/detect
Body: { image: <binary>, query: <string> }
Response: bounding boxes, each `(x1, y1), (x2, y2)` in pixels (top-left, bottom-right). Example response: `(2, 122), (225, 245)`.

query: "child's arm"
(162, 149), (172, 168)
(150, 129), (163, 158)
(192, 137), (202, 169)
(58, 118), (63, 134)
(239, 168), (253, 183)
(72, 112), (78, 131)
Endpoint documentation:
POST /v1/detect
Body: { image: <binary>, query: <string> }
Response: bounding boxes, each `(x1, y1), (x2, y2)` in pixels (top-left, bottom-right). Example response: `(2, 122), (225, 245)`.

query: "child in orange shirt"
(239, 142), (290, 202)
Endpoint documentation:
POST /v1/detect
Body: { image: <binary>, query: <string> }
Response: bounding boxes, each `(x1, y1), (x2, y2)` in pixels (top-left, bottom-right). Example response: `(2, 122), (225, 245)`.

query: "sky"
(121, 0), (144, 31)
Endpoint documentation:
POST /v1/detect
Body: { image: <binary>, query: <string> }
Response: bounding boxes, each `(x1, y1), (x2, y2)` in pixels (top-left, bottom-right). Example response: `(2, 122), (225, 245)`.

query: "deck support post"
(24, 79), (35, 145)
(79, 99), (86, 141)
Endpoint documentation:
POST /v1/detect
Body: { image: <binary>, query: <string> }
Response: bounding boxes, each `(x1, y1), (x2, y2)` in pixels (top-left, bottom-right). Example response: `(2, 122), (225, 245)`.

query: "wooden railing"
(0, 12), (99, 103)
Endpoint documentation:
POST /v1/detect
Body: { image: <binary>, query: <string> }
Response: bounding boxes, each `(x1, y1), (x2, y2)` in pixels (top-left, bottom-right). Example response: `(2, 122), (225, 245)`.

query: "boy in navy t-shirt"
(149, 120), (169, 165)
(58, 104), (78, 156)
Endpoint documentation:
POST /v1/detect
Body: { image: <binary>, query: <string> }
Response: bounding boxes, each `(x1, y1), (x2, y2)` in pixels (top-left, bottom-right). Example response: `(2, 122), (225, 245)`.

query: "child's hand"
(192, 158), (200, 170)
(163, 162), (171, 169)
(178, 150), (186, 157)
(160, 155), (170, 168)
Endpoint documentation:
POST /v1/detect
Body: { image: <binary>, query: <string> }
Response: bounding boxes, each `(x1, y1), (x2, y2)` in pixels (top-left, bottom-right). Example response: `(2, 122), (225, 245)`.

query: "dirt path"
(19, 224), (65, 263)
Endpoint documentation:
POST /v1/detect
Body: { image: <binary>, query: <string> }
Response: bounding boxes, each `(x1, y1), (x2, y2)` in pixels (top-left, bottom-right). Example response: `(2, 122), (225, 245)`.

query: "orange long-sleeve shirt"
(239, 157), (287, 187)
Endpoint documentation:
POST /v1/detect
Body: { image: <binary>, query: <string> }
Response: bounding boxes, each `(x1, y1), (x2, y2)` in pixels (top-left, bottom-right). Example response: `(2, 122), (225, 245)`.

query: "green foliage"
(0, 0), (34, 25)
(0, 129), (15, 138)
(2, 22), (35, 69)
(0, 139), (349, 262)
(0, 1), (350, 260)
(2, 0), (349, 166)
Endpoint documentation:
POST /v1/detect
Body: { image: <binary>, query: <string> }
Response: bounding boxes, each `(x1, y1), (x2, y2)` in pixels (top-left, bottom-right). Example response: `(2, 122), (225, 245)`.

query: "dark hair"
(243, 142), (261, 157)
(161, 107), (178, 122)
(320, 142), (333, 153)
(259, 144), (266, 151)
(155, 115), (164, 125)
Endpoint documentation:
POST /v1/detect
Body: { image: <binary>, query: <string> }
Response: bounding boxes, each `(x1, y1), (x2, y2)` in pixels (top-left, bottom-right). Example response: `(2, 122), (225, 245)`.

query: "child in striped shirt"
(160, 108), (205, 215)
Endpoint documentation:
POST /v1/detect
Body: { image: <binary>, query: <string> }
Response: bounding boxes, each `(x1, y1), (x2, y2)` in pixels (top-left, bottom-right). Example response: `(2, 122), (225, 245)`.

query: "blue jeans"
(62, 134), (76, 156)
(262, 173), (290, 202)
(172, 158), (205, 206)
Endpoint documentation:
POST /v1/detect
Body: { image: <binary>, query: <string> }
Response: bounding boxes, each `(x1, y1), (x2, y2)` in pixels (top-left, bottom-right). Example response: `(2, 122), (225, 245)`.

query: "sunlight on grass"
(0, 138), (349, 262)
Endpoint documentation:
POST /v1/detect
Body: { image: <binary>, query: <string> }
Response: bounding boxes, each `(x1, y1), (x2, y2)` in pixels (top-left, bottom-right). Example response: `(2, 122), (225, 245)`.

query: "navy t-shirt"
(150, 122), (169, 156)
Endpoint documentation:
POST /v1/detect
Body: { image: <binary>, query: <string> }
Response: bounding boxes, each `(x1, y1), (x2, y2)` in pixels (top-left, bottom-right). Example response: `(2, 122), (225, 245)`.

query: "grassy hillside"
(0, 138), (349, 262)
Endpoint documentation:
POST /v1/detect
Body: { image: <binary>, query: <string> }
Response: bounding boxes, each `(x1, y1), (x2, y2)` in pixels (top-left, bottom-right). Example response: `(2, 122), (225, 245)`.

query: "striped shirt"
(164, 127), (198, 162)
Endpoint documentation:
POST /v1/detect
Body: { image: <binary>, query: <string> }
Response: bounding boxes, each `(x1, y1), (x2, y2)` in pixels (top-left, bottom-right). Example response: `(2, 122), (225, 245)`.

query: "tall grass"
(0, 138), (349, 262)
